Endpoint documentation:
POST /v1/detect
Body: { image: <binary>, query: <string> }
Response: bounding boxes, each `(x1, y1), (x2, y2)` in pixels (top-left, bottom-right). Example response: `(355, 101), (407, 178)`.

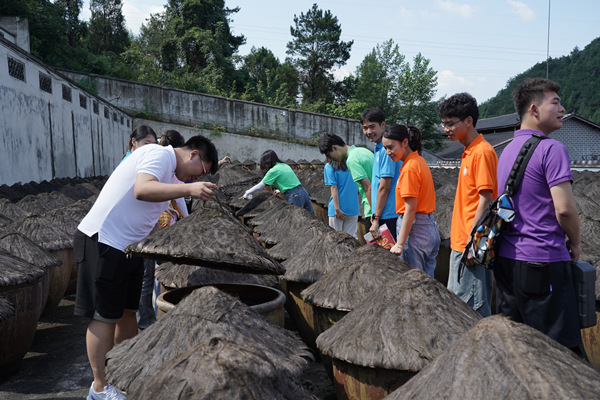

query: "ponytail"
(383, 124), (423, 154)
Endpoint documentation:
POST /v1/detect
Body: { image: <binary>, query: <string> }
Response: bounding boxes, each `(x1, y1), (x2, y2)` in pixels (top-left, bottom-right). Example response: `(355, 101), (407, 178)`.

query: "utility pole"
(546, 0), (551, 78)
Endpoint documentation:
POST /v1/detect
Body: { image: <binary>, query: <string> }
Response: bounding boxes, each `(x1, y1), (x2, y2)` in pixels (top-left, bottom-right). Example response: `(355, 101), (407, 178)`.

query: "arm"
(390, 197), (416, 255)
(370, 176), (392, 237)
(330, 185), (347, 220)
(241, 182), (266, 199)
(218, 156), (231, 167)
(359, 177), (372, 210)
(550, 181), (581, 261)
(134, 173), (217, 202)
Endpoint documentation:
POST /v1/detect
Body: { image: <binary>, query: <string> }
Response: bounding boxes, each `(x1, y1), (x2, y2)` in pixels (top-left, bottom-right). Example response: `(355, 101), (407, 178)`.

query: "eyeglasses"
(199, 155), (207, 177)
(440, 118), (465, 129)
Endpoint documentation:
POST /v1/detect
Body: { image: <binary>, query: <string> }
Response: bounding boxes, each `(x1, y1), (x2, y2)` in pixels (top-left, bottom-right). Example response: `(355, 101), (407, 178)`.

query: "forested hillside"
(480, 37), (600, 123)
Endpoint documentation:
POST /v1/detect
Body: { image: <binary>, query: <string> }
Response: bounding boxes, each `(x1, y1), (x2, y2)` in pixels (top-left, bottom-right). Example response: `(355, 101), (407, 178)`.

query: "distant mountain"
(479, 37), (600, 124)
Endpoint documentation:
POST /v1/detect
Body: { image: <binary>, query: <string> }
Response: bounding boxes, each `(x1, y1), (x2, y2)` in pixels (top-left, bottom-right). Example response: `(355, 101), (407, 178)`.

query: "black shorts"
(73, 230), (144, 322)
(494, 256), (581, 348)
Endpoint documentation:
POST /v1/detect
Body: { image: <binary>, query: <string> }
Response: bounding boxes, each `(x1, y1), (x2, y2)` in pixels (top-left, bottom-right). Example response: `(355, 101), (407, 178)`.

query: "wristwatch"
(372, 214), (380, 220)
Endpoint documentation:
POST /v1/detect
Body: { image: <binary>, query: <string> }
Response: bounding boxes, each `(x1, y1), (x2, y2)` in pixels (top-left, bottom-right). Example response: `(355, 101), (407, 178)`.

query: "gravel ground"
(0, 295), (336, 400)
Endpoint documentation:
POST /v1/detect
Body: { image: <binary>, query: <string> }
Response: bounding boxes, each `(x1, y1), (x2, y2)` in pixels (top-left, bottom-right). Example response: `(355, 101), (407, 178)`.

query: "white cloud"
(398, 6), (414, 19)
(435, 0), (474, 19)
(507, 0), (536, 21)
(332, 67), (351, 82)
(436, 70), (477, 99)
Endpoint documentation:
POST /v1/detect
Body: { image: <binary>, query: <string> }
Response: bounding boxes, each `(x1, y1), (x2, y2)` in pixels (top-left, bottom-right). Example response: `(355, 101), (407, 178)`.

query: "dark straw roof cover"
(16, 191), (75, 214)
(384, 315), (600, 399)
(125, 207), (284, 275)
(129, 337), (319, 400)
(252, 205), (320, 246)
(0, 199), (29, 220)
(316, 269), (481, 371)
(0, 249), (46, 287)
(267, 220), (332, 262)
(155, 262), (278, 289)
(301, 243), (412, 311)
(0, 231), (62, 270)
(106, 286), (312, 394)
(5, 214), (72, 251)
(281, 231), (361, 284)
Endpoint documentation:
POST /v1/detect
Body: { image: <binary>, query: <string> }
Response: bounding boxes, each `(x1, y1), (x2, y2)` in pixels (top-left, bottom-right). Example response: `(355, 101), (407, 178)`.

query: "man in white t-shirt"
(74, 126), (219, 400)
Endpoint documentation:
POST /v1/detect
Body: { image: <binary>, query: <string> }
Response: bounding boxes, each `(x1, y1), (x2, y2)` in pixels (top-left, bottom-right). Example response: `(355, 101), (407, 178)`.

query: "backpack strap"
(503, 133), (546, 196)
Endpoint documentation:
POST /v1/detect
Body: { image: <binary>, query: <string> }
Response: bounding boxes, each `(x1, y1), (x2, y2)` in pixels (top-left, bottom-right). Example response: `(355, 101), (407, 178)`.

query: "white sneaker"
(87, 382), (126, 400)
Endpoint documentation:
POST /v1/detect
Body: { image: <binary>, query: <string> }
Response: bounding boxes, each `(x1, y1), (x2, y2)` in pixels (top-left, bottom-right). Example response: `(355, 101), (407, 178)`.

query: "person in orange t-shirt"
(382, 124), (440, 277)
(438, 92), (498, 317)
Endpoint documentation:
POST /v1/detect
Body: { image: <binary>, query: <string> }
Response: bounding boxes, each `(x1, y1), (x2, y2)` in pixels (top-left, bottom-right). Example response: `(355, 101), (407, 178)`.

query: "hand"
(566, 240), (581, 261)
(390, 243), (403, 255)
(369, 218), (381, 239)
(334, 208), (347, 220)
(188, 182), (218, 200)
(218, 156), (231, 167)
(464, 251), (475, 266)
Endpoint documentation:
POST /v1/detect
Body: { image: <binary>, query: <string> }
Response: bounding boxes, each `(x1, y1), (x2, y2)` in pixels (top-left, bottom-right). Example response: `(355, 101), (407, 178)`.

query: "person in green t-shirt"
(242, 150), (314, 214)
(318, 133), (374, 221)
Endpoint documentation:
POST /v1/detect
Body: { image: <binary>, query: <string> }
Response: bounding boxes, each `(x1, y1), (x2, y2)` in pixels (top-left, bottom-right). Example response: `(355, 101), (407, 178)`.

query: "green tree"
(87, 0), (130, 55)
(286, 3), (353, 108)
(55, 0), (86, 46)
(354, 39), (406, 122)
(396, 53), (443, 151)
(239, 47), (298, 107)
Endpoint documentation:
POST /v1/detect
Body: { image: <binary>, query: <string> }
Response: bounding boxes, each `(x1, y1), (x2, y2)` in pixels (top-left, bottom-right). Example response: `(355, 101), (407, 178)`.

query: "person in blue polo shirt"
(362, 108), (402, 241)
(324, 156), (360, 238)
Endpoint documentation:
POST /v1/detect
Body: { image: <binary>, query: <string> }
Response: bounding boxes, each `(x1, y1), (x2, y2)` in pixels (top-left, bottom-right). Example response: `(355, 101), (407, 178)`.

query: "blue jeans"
(137, 258), (157, 330)
(448, 249), (493, 317)
(398, 213), (440, 278)
(285, 185), (314, 214)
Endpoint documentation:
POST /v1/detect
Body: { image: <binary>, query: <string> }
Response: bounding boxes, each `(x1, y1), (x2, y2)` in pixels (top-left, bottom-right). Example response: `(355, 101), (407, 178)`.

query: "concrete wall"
(0, 17), (30, 53)
(0, 37), (131, 186)
(60, 70), (369, 148)
(139, 120), (325, 162)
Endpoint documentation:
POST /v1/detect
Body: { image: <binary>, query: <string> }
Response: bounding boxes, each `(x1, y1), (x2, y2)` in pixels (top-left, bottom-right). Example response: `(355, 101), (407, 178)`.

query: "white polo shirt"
(78, 144), (176, 251)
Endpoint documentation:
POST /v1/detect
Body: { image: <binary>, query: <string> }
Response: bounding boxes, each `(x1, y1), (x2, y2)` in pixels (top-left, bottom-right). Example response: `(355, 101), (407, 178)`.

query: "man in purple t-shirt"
(495, 78), (581, 350)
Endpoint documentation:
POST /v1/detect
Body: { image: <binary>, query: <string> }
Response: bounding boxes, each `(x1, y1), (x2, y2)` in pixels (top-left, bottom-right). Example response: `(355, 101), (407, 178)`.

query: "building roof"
(476, 113), (520, 133)
(434, 131), (515, 160)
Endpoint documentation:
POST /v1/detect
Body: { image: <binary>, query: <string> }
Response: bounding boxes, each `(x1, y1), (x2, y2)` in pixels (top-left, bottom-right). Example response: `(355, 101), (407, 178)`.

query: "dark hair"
(160, 130), (185, 148)
(360, 108), (385, 124)
(512, 78), (561, 119)
(318, 133), (346, 154)
(128, 125), (157, 151)
(182, 135), (219, 174)
(437, 92), (479, 127)
(259, 150), (282, 172)
(383, 124), (423, 155)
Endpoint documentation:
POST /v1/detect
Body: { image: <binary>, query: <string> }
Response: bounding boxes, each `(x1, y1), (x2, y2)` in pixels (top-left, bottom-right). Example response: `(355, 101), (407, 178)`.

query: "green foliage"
(286, 3), (353, 106)
(354, 39), (406, 120)
(480, 37), (600, 124)
(87, 0), (130, 55)
(326, 99), (368, 119)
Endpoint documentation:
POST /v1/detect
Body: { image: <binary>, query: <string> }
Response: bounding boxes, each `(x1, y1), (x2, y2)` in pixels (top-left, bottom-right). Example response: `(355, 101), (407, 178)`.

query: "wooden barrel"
(284, 280), (318, 349)
(43, 249), (72, 314)
(581, 306), (600, 369)
(332, 358), (415, 400)
(156, 283), (286, 327)
(0, 252), (46, 378)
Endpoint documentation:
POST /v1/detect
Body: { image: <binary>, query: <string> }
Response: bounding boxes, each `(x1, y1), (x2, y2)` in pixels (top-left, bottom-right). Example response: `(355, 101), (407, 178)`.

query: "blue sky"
(80, 0), (600, 104)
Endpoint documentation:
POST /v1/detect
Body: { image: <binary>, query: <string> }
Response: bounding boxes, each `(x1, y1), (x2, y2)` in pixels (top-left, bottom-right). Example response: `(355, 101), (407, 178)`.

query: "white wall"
(0, 37), (131, 186)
